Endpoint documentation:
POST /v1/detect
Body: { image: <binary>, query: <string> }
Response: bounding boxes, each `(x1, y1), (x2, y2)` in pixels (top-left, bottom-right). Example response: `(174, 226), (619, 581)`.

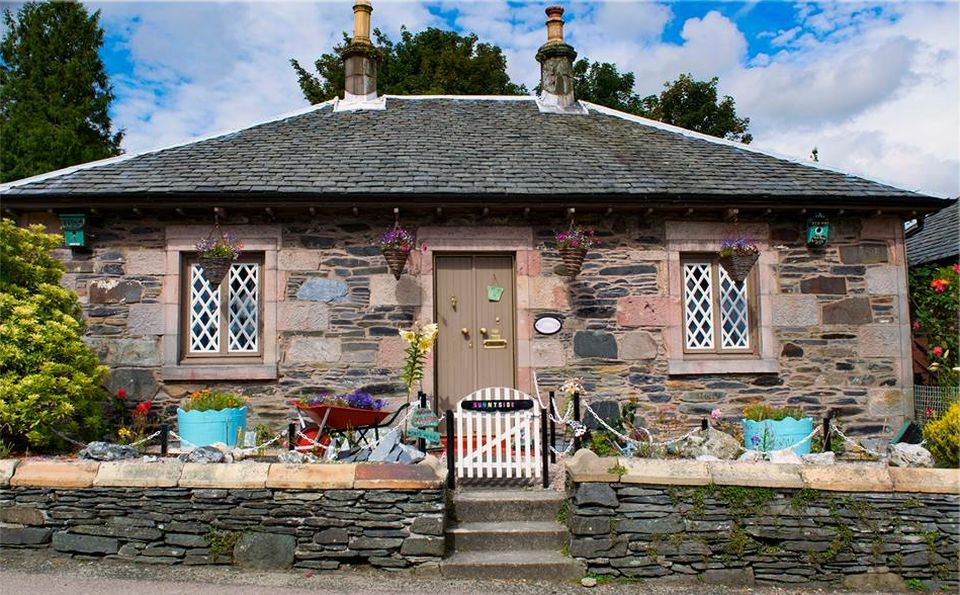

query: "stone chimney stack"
(342, 0), (378, 100)
(536, 6), (577, 109)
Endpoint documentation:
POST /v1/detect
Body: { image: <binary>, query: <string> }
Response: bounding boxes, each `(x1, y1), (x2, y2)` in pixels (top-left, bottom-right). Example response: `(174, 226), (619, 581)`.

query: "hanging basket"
(383, 248), (410, 280)
(559, 246), (588, 278)
(198, 255), (232, 286)
(719, 252), (759, 285)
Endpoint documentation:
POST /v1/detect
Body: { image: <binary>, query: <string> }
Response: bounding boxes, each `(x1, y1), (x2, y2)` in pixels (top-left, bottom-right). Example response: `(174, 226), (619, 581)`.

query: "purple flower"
(750, 434), (760, 446)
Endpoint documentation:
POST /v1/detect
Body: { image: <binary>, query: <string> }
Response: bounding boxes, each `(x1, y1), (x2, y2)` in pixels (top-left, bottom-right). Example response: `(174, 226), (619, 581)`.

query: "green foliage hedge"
(923, 401), (960, 467)
(0, 219), (108, 449)
(909, 263), (959, 387)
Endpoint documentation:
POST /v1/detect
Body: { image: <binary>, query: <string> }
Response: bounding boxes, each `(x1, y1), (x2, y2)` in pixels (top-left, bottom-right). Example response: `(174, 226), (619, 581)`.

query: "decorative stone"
(126, 303), (164, 336)
(771, 295), (818, 326)
(668, 428), (742, 460)
(800, 276), (846, 294)
(297, 278), (349, 303)
(234, 532), (296, 569)
(619, 331), (657, 360)
(285, 337), (341, 364)
(822, 297), (873, 325)
(52, 532), (119, 555)
(89, 279), (142, 304)
(574, 331), (618, 359)
(839, 244), (888, 264)
(277, 302), (330, 332)
(887, 443), (934, 468)
(79, 442), (138, 462)
(178, 446), (226, 464)
(574, 483), (618, 508)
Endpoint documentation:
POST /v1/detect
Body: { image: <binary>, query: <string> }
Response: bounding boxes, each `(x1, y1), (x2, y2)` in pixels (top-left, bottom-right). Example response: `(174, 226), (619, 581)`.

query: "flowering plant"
(559, 377), (584, 397)
(380, 226), (420, 253)
(555, 226), (600, 251)
(910, 262), (959, 387)
(182, 389), (247, 412)
(196, 233), (243, 259)
(399, 321), (439, 395)
(719, 238), (760, 258)
(306, 389), (386, 411)
(117, 400), (153, 445)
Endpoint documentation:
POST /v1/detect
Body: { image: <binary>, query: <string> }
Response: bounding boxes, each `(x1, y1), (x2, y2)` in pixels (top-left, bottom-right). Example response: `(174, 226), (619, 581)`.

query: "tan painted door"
(435, 254), (516, 411)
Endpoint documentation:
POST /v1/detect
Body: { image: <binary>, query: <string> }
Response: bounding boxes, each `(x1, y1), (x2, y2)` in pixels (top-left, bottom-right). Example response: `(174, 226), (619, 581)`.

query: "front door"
(435, 254), (516, 411)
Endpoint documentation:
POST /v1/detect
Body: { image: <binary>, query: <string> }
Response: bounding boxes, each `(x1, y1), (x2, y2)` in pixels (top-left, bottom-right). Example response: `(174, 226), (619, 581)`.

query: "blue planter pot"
(742, 416), (814, 455)
(176, 406), (248, 448)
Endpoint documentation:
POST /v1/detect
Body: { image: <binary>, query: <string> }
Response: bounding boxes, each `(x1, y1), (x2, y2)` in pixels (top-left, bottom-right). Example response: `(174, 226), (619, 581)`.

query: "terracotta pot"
(382, 248), (409, 280)
(197, 255), (232, 286)
(719, 251), (759, 285)
(559, 246), (588, 277)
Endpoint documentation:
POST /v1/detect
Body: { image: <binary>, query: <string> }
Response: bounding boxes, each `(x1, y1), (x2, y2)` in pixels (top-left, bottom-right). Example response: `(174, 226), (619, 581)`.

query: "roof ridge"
(579, 100), (944, 200)
(0, 99), (337, 193)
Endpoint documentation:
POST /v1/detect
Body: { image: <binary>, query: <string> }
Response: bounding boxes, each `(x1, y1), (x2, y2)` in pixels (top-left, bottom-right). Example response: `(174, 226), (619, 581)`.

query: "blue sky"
(79, 1), (959, 197)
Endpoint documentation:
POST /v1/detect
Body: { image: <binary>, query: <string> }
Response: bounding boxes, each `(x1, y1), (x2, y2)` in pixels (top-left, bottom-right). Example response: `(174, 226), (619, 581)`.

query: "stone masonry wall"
(26, 209), (911, 437)
(567, 481), (958, 589)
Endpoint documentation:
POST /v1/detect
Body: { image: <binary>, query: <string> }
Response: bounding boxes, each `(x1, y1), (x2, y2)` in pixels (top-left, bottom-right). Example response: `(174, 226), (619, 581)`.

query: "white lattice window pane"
(189, 264), (220, 353)
(683, 263), (714, 349)
(228, 263), (259, 353)
(719, 266), (750, 349)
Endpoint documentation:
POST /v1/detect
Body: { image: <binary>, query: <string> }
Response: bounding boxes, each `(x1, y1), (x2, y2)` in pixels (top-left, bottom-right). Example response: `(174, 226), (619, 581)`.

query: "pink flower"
(931, 278), (950, 293)
(912, 320), (921, 331)
(925, 407), (934, 418)
(953, 263), (960, 274)
(932, 346), (944, 357)
(710, 408), (723, 420)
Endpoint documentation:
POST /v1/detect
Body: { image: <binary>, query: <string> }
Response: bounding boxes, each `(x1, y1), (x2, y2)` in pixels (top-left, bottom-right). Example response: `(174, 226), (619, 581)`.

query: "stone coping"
(566, 450), (960, 495)
(1, 458), (444, 490)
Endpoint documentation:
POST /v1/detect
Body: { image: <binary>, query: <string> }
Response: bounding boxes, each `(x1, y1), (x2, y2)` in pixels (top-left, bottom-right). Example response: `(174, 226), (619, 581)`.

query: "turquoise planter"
(176, 406), (247, 448)
(742, 416), (814, 455)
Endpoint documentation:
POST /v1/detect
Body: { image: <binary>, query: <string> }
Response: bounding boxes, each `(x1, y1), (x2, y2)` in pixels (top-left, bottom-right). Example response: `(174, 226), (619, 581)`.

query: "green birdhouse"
(59, 213), (87, 248)
(806, 213), (829, 248)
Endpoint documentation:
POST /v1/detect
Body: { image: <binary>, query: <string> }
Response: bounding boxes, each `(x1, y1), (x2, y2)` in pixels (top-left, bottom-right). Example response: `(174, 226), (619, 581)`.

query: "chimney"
(342, 0), (378, 100)
(536, 6), (578, 109)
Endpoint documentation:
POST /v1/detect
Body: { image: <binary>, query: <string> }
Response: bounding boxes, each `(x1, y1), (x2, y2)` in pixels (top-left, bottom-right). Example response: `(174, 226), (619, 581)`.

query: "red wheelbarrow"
(291, 400), (410, 451)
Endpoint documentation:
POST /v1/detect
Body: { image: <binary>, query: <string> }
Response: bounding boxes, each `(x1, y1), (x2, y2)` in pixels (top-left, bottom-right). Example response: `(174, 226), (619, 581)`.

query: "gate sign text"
(461, 399), (534, 413)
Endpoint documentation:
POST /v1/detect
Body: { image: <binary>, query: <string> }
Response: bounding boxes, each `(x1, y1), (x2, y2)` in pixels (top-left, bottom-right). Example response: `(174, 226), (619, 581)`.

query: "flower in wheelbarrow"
(344, 389), (386, 411)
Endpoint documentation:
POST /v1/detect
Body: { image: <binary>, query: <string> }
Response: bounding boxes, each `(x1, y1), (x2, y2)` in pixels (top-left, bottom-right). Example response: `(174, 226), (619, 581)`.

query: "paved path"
(0, 551), (847, 595)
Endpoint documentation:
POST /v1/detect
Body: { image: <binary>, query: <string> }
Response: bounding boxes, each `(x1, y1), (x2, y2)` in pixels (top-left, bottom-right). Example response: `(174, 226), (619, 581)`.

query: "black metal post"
(548, 390), (557, 464)
(445, 410), (455, 491)
(287, 422), (296, 451)
(417, 390), (427, 452)
(822, 415), (832, 452)
(541, 407), (550, 489)
(701, 418), (708, 431)
(573, 391), (582, 451)
(159, 424), (169, 456)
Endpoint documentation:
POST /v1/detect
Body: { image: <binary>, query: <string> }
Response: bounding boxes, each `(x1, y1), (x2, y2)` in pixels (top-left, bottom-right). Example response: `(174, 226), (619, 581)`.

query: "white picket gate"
(454, 387), (542, 481)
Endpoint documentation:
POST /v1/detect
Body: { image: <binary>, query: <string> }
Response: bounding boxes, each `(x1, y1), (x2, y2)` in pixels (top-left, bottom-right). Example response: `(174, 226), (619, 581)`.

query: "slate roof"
(0, 97), (948, 208)
(907, 201), (959, 265)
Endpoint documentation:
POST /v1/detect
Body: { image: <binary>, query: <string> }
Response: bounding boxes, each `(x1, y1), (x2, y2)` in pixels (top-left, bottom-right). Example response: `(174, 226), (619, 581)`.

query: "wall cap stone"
(94, 460), (183, 488)
(565, 450), (621, 482)
(0, 458), (18, 487)
(889, 467), (960, 494)
(266, 463), (356, 489)
(10, 459), (100, 488)
(353, 462), (443, 489)
(179, 462), (270, 489)
(619, 458), (711, 486)
(800, 463), (893, 492)
(708, 461), (803, 489)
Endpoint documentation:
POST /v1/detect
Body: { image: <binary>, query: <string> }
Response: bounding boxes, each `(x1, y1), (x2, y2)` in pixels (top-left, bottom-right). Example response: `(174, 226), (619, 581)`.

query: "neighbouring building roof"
(907, 201), (959, 266)
(0, 96), (950, 210)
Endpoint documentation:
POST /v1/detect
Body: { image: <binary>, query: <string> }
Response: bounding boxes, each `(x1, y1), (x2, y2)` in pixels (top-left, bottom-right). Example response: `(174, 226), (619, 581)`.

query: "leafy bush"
(742, 403), (805, 422)
(923, 401), (959, 467)
(0, 219), (108, 449)
(909, 263), (959, 387)
(181, 389), (247, 412)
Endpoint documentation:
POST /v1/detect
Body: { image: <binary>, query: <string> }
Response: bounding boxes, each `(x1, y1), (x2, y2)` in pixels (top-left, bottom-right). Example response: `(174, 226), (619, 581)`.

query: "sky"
(41, 1), (960, 197)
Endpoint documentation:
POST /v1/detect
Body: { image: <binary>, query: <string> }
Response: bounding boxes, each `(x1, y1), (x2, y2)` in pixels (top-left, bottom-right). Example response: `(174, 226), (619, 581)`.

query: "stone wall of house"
(32, 208), (910, 437)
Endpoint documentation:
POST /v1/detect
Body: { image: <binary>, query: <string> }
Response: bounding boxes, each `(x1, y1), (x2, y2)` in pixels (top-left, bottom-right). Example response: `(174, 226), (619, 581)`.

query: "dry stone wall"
(36, 209), (910, 436)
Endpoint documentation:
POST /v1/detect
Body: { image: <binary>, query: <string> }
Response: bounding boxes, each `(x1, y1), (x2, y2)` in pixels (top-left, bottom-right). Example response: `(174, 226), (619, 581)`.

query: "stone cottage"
(1, 4), (950, 438)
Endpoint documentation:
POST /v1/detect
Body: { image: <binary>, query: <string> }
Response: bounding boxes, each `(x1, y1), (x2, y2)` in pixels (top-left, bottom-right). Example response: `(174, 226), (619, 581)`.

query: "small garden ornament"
(196, 224), (242, 286)
(718, 238), (760, 285)
(555, 225), (599, 278)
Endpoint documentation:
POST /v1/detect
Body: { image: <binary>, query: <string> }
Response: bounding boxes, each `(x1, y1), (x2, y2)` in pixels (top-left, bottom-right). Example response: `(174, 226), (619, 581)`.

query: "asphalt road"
(0, 550), (851, 595)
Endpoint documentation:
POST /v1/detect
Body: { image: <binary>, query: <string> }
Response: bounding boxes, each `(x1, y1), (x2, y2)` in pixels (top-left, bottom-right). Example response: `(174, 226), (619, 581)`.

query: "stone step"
(440, 550), (584, 581)
(447, 521), (567, 551)
(452, 489), (566, 523)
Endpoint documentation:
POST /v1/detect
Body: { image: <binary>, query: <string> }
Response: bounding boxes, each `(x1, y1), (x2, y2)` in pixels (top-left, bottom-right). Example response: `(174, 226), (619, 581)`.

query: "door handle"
(461, 328), (470, 337)
(479, 327), (488, 335)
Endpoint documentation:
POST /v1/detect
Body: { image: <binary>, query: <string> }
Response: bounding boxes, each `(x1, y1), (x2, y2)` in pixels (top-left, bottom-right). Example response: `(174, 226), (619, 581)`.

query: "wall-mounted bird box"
(59, 213), (87, 248)
(806, 213), (829, 248)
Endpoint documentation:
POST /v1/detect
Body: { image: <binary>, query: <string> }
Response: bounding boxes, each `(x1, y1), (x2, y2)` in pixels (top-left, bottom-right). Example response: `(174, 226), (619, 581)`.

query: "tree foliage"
(0, 1), (123, 183)
(570, 58), (644, 116)
(0, 219), (108, 449)
(909, 263), (959, 388)
(640, 73), (752, 143)
(292, 27), (526, 103)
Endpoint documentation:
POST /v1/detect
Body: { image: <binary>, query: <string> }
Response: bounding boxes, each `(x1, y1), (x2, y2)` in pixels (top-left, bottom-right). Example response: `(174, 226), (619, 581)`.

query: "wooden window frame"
(681, 254), (759, 359)
(179, 253), (265, 364)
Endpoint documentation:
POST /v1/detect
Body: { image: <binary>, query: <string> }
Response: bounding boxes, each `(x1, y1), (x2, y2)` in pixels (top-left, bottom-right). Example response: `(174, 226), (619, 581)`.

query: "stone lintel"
(10, 460), (100, 488)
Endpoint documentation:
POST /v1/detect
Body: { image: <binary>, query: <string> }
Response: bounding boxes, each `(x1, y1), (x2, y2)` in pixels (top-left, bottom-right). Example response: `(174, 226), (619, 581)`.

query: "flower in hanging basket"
(380, 226), (420, 280)
(718, 237), (760, 285)
(555, 226), (600, 277)
(195, 233), (243, 286)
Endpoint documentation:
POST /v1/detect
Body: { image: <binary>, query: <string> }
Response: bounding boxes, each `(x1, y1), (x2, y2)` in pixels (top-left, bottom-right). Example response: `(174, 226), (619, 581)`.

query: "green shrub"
(923, 401), (960, 467)
(0, 219), (108, 449)
(742, 403), (805, 422)
(909, 263), (959, 387)
(181, 388), (247, 412)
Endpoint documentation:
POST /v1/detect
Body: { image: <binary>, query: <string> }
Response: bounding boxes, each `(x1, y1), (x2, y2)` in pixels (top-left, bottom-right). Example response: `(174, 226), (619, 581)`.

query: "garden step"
(447, 521), (567, 551)
(452, 489), (566, 523)
(440, 550), (584, 581)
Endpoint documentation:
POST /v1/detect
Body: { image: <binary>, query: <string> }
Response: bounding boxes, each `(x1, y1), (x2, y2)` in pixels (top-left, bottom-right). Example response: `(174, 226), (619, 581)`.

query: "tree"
(640, 74), (752, 144)
(0, 219), (108, 450)
(570, 58), (644, 116)
(292, 27), (526, 103)
(0, 1), (123, 183)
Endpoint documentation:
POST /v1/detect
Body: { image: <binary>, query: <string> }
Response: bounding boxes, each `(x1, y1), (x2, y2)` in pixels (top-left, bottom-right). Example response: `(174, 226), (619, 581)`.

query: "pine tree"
(1, 1), (123, 183)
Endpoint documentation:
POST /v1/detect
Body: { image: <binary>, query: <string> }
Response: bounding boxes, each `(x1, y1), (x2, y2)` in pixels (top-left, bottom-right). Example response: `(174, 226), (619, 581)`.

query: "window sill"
(162, 364), (278, 381)
(668, 359), (779, 376)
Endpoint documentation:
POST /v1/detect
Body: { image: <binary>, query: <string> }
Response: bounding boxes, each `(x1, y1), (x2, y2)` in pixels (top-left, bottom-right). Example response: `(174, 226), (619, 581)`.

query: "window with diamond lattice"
(182, 255), (262, 359)
(682, 258), (756, 354)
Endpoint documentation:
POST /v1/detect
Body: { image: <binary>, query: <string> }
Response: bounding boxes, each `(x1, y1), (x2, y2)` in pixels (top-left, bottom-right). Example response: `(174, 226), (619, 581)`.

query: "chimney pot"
(352, 0), (373, 43)
(536, 5), (578, 109)
(342, 0), (378, 100)
(545, 6), (565, 42)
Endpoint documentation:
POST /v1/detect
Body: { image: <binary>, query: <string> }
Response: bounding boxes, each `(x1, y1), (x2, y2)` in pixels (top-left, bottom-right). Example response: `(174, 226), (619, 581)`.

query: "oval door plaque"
(534, 315), (563, 335)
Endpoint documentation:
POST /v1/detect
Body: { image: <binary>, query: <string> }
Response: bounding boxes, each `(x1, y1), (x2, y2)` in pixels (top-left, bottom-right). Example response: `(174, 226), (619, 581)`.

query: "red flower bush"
(132, 401), (152, 418)
(116, 388), (127, 400)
